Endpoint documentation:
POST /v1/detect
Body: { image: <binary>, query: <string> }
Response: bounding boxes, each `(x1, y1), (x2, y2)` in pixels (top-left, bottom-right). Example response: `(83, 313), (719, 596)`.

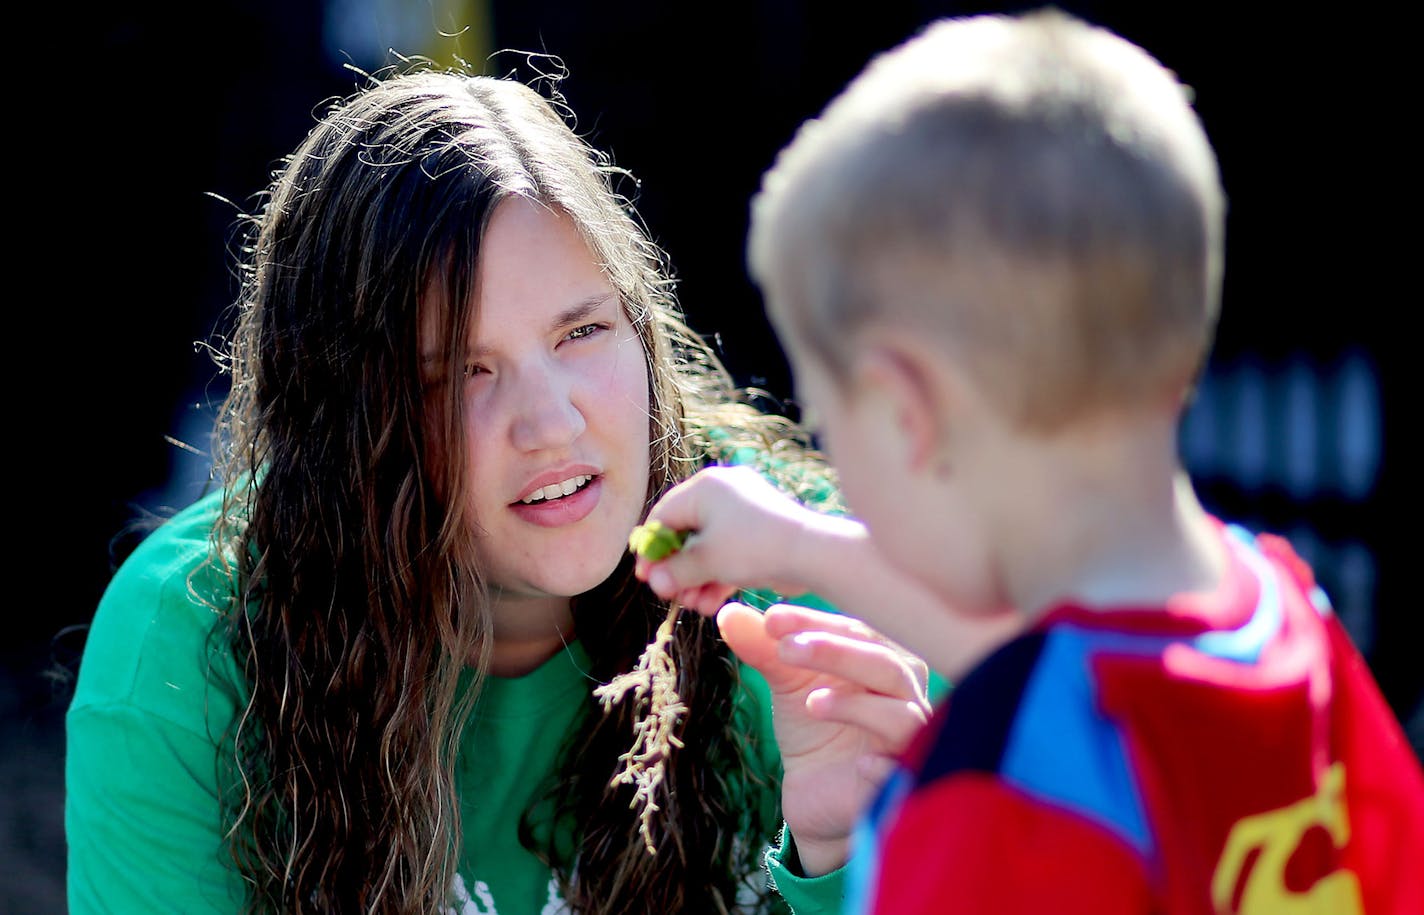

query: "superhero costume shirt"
(848, 523), (1424, 914)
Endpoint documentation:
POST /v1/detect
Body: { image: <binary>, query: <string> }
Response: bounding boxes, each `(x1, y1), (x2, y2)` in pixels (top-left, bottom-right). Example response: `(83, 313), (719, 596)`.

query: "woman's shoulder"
(109, 488), (228, 588)
(71, 487), (240, 736)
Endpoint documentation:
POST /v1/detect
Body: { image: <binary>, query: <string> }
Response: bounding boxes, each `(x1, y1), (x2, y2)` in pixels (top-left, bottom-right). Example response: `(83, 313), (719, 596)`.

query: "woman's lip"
(509, 476), (602, 527)
(513, 464), (601, 504)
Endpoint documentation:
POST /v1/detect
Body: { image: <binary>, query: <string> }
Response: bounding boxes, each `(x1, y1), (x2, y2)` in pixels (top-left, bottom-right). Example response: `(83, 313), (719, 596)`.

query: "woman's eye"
(564, 323), (605, 342)
(462, 363), (489, 379)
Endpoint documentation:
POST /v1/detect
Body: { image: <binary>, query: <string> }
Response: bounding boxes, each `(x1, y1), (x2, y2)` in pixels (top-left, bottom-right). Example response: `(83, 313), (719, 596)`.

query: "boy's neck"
(990, 412), (1227, 621)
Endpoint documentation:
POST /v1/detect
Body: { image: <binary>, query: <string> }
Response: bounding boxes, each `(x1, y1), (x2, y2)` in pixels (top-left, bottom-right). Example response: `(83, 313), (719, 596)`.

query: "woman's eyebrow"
(550, 294), (616, 333)
(421, 294), (618, 366)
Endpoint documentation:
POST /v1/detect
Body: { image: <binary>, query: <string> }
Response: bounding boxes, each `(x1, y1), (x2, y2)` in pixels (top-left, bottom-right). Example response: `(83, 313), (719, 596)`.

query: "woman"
(66, 70), (927, 914)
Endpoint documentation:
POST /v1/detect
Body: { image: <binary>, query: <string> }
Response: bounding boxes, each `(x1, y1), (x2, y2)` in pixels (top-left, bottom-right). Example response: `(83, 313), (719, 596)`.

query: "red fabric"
(1326, 616), (1424, 915)
(1090, 533), (1424, 914)
(864, 528), (1424, 914)
(870, 774), (1152, 914)
(1094, 594), (1335, 911)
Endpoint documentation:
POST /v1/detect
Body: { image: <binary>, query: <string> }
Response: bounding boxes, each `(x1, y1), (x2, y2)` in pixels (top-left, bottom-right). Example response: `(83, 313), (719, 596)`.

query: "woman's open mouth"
(518, 474), (595, 504)
(511, 474), (602, 527)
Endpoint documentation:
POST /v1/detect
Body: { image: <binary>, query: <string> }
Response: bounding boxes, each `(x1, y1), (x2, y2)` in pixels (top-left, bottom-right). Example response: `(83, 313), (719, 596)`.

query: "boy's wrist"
(785, 511), (870, 601)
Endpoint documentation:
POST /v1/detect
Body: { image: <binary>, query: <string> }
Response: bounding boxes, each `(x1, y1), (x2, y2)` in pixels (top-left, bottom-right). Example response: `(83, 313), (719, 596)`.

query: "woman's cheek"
(594, 337), (652, 428)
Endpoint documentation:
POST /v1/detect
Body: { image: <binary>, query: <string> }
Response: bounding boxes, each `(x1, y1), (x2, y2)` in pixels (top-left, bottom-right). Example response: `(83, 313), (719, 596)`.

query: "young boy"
(637, 10), (1424, 913)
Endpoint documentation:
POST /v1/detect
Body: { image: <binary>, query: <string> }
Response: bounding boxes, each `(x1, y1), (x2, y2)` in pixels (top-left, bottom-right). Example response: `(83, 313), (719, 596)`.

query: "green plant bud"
(628, 520), (689, 561)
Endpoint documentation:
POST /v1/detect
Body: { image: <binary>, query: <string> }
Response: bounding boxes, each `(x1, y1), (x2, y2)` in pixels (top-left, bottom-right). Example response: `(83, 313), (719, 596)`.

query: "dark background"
(6, 1), (1415, 910)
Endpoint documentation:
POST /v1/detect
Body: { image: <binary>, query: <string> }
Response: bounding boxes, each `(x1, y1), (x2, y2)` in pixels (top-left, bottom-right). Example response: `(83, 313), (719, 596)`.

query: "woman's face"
(431, 197), (652, 609)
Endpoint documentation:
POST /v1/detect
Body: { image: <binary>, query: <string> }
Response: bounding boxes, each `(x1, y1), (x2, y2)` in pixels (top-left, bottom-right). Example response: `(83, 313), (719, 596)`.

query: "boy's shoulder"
(909, 631), (1050, 782)
(911, 522), (1340, 853)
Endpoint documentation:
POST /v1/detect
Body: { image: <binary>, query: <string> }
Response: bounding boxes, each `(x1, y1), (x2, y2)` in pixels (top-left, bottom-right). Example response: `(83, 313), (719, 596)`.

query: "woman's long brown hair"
(208, 69), (829, 913)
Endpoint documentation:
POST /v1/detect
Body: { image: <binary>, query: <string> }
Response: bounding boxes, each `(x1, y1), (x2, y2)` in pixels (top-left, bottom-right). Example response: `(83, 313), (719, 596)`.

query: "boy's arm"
(637, 465), (1019, 878)
(637, 465), (1018, 681)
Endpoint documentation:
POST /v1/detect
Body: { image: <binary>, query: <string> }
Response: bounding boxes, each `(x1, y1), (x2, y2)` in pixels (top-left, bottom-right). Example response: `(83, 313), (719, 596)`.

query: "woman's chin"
(504, 556), (630, 605)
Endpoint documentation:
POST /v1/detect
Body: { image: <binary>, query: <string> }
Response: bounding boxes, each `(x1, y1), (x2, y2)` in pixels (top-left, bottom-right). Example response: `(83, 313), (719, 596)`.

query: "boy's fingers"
(677, 583), (736, 617)
(805, 688), (930, 748)
(643, 533), (722, 591)
(778, 631), (925, 701)
(641, 472), (707, 535)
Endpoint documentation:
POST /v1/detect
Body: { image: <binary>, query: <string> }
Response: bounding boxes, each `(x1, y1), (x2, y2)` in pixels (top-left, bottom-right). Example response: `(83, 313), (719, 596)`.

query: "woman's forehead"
(420, 212), (624, 351)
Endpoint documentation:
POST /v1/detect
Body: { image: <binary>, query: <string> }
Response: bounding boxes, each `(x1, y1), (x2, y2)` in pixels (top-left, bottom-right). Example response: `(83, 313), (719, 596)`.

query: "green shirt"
(66, 490), (844, 913)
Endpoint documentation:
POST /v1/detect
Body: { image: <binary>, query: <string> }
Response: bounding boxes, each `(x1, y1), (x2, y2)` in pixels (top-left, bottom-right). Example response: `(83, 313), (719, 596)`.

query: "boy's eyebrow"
(421, 293), (617, 366)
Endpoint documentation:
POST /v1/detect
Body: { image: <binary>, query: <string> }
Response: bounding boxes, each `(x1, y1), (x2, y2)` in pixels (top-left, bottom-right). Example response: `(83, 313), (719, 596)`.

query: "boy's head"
(749, 10), (1225, 433)
(748, 10), (1226, 613)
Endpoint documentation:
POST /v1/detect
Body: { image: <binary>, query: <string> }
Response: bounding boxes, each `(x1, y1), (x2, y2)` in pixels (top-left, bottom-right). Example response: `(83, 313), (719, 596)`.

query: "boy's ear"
(854, 337), (943, 476)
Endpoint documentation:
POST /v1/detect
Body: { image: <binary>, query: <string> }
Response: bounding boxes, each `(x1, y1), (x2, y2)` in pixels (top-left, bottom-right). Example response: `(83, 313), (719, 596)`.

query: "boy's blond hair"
(749, 10), (1225, 431)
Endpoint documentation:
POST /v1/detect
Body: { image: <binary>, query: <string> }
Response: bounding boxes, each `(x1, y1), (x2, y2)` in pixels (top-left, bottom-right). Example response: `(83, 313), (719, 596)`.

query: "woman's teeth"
(521, 474), (594, 504)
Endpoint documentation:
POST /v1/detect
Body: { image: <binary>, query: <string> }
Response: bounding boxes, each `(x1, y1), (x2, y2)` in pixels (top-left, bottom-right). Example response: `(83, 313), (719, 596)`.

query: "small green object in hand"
(628, 520), (688, 561)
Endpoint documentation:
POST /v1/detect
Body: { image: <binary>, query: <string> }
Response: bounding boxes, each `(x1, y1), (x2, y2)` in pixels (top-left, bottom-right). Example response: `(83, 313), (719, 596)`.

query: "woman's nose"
(507, 368), (588, 453)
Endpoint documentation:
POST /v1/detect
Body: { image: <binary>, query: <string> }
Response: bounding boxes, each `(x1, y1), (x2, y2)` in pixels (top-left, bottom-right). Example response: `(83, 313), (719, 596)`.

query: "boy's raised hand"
(633, 466), (931, 873)
(634, 465), (840, 615)
(636, 465), (1024, 682)
(719, 601), (930, 876)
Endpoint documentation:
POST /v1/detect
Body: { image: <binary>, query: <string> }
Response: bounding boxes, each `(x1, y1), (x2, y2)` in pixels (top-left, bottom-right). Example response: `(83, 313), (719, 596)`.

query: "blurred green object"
(628, 520), (688, 561)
